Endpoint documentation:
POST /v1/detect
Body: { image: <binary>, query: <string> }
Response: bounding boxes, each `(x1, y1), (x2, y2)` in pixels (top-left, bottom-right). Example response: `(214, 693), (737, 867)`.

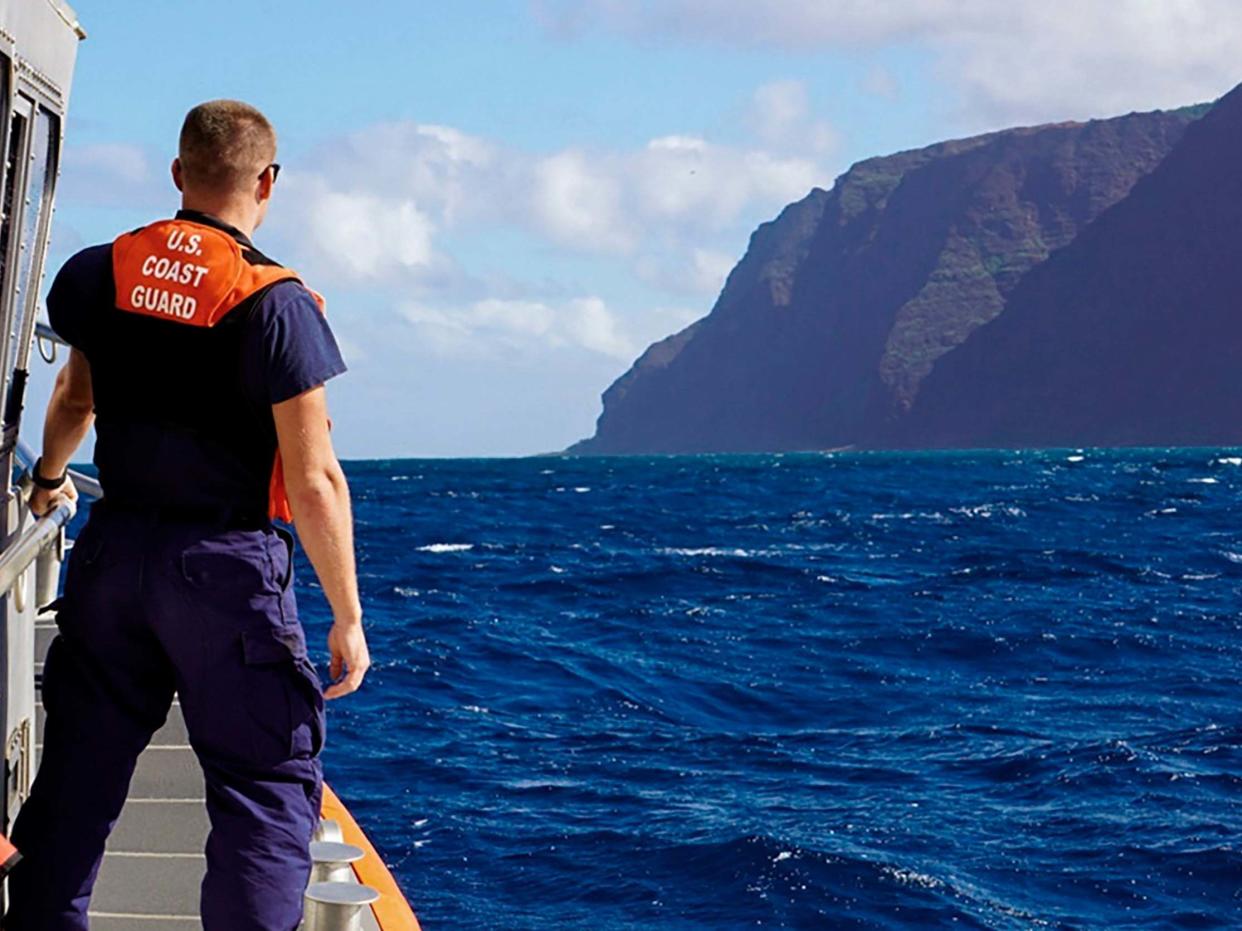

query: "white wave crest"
(661, 546), (750, 557)
(950, 503), (1026, 519)
(881, 865), (944, 889)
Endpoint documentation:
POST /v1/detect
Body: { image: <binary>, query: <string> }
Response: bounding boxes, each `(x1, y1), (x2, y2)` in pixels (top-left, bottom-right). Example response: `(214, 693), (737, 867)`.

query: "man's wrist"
(31, 457), (67, 490)
(332, 608), (364, 628)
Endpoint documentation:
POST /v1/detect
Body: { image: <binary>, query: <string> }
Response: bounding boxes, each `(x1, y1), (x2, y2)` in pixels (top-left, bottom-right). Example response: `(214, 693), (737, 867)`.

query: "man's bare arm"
(272, 385), (369, 699)
(30, 348), (94, 516)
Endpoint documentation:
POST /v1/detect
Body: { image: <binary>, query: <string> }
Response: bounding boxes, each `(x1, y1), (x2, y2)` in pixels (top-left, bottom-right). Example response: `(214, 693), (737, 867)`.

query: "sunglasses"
(261, 162), (281, 182)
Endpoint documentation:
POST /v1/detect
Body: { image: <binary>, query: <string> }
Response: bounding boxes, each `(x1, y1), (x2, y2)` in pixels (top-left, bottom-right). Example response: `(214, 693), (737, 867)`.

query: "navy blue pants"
(5, 503), (325, 931)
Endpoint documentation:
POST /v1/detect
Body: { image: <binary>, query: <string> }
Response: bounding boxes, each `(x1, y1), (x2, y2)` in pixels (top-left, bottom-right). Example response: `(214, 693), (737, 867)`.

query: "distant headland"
(569, 86), (1241, 454)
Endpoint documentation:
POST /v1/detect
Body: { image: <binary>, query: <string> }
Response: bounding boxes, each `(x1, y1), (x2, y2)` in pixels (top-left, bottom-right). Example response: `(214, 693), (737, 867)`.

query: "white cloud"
(59, 142), (165, 208)
(272, 100), (832, 290)
(748, 80), (837, 154)
(401, 295), (634, 360)
(308, 121), (497, 227)
(936, 2), (1238, 124)
(622, 134), (823, 241)
(535, 0), (1242, 126)
(536, 0), (981, 46)
(529, 150), (633, 252)
(635, 247), (736, 296)
(296, 180), (436, 280)
(562, 296), (633, 358)
(480, 125), (823, 258)
(71, 142), (150, 184)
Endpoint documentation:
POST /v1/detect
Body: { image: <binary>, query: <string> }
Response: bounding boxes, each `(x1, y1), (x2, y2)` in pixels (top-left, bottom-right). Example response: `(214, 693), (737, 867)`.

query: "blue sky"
(32, 0), (1241, 458)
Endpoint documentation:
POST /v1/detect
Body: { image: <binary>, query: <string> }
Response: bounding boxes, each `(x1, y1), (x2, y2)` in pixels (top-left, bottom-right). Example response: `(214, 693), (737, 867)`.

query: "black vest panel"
(83, 268), (278, 523)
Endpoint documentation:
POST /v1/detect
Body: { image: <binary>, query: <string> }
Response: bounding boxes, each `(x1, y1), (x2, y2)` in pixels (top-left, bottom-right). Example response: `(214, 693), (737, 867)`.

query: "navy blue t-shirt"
(46, 212), (346, 520)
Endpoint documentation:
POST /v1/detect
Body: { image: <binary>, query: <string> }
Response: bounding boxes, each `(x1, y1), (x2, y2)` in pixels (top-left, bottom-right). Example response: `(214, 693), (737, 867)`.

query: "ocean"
(300, 449), (1242, 929)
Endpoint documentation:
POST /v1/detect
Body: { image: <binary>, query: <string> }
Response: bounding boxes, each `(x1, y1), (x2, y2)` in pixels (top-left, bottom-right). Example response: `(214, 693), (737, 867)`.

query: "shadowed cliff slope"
(895, 85), (1242, 448)
(570, 103), (1208, 454)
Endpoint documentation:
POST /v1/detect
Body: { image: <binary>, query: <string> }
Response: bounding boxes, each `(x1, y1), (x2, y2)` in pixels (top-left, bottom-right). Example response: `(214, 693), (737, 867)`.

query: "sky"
(28, 0), (1242, 459)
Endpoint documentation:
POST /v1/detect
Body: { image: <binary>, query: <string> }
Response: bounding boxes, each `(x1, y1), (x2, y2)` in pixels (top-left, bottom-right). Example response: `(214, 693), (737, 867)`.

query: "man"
(5, 100), (370, 930)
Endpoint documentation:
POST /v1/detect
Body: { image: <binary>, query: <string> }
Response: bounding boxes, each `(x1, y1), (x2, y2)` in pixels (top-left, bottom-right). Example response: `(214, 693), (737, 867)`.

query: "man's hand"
(324, 619), (370, 699)
(29, 476), (78, 521)
(29, 475), (78, 518)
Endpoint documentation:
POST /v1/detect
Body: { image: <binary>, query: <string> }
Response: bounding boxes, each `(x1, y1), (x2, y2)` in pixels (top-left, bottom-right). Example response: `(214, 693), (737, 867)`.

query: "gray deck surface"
(35, 615), (381, 930)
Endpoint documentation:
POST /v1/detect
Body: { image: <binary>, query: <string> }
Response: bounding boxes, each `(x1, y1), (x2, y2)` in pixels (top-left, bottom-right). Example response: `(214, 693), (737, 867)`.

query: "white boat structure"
(0, 3), (419, 928)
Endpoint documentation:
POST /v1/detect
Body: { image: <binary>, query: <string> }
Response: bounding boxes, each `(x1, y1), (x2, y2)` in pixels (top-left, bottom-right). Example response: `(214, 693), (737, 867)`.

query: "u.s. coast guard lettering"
(112, 218), (321, 328)
(166, 227), (204, 256)
(129, 231), (211, 319)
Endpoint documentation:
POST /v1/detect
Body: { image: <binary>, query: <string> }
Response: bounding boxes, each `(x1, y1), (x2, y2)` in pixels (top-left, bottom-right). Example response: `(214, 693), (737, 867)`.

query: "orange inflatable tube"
(321, 783), (421, 930)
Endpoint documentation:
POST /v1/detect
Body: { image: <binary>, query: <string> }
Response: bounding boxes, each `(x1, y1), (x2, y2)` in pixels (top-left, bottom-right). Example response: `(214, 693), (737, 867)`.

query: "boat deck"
(34, 612), (380, 930)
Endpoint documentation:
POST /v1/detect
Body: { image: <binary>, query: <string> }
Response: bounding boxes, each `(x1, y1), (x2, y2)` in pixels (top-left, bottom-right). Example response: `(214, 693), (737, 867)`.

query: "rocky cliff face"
(894, 86), (1242, 448)
(570, 102), (1209, 455)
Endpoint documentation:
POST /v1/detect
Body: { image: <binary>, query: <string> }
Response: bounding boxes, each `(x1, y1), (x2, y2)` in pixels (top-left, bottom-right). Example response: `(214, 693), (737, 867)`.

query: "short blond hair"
(178, 99), (276, 193)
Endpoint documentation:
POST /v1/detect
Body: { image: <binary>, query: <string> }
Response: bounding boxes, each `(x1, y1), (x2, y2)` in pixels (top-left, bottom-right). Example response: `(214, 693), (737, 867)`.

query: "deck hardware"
(12, 563), (23, 612)
(314, 817), (344, 843)
(302, 880), (380, 931)
(309, 840), (365, 883)
(35, 329), (55, 363)
(5, 718), (31, 806)
(34, 531), (60, 607)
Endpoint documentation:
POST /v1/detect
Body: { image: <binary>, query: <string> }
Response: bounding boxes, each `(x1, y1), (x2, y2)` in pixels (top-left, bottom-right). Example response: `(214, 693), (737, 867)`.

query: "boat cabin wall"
(0, 0), (81, 885)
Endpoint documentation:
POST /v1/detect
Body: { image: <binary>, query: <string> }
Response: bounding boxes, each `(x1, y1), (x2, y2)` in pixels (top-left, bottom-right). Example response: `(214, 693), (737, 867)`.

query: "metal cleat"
(309, 839), (365, 883)
(313, 817), (344, 843)
(302, 880), (380, 931)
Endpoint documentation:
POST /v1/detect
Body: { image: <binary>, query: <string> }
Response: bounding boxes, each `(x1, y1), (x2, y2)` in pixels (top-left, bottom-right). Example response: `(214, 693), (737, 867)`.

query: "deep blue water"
(302, 450), (1242, 929)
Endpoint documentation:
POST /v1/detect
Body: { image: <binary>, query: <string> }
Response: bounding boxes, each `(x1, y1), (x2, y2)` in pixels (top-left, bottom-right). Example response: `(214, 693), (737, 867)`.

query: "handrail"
(34, 321), (64, 347)
(0, 383), (99, 599)
(15, 438), (102, 501)
(0, 499), (74, 597)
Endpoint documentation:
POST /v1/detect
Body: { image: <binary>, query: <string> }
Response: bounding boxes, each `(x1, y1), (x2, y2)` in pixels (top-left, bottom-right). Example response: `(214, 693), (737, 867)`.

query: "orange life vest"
(112, 218), (326, 523)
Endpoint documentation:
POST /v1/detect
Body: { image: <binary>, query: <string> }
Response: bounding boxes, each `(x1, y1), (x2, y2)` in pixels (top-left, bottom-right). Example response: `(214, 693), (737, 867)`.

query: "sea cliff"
(570, 98), (1217, 454)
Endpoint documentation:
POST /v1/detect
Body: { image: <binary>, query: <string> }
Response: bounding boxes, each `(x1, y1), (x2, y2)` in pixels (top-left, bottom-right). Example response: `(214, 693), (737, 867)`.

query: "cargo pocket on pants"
(291, 656), (326, 758)
(240, 628), (299, 765)
(241, 627), (324, 765)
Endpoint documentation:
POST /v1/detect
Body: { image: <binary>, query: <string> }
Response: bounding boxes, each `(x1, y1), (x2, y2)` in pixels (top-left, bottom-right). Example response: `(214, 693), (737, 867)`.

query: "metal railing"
(34, 321), (63, 348)
(0, 498), (73, 599)
(0, 440), (102, 600)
